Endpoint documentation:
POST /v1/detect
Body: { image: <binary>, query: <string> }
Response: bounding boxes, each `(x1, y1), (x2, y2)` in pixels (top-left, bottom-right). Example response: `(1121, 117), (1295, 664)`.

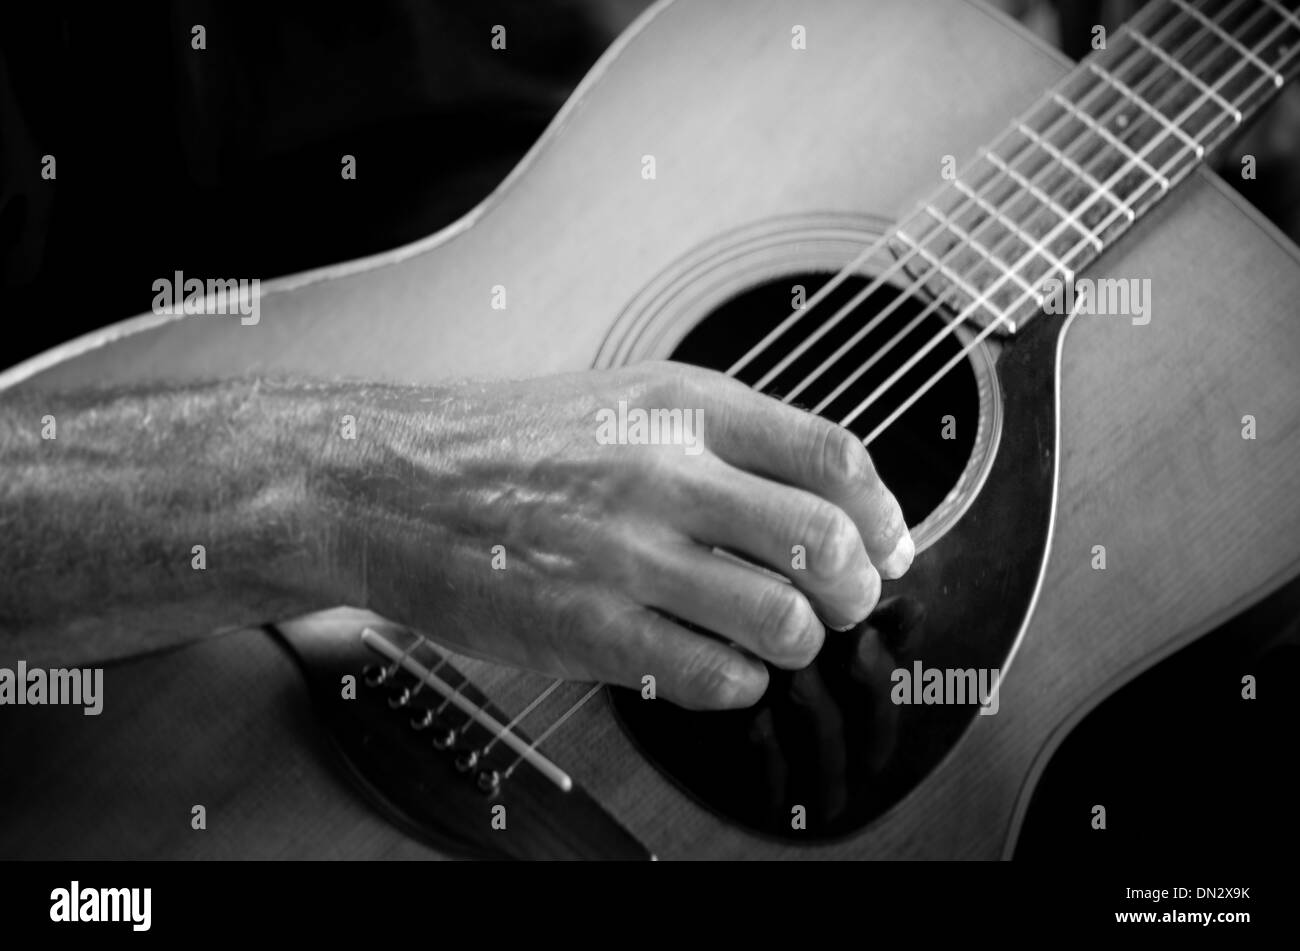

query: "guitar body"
(4, 0), (1300, 859)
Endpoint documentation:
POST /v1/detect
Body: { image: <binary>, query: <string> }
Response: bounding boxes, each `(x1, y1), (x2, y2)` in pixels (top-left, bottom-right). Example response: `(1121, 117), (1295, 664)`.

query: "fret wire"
(726, 0), (1175, 379)
(1158, 0), (1275, 118)
(951, 176), (1074, 279)
(1053, 11), (1227, 202)
(755, 0), (1190, 372)
(982, 9), (1197, 251)
(805, 0), (1214, 361)
(915, 16), (1173, 282)
(547, 32), (1290, 757)
(850, 37), (1300, 439)
(728, 0), (1276, 383)
(895, 228), (992, 305)
(811, 131), (1084, 374)
(1175, 15), (1294, 148)
(846, 31), (1291, 434)
(919, 206), (1042, 300)
(1261, 0), (1300, 31)
(897, 0), (1272, 335)
(1051, 91), (1170, 192)
(1128, 27), (1243, 121)
(750, 207), (965, 393)
(753, 170), (1040, 396)
(1016, 122), (1136, 222)
(1087, 2), (1274, 210)
(357, 17), (1300, 776)
(983, 152), (1102, 253)
(854, 174), (1163, 437)
(368, 20), (1300, 773)
(1171, 0), (1285, 87)
(1087, 62), (1205, 159)
(781, 174), (1055, 405)
(1257, 3), (1300, 82)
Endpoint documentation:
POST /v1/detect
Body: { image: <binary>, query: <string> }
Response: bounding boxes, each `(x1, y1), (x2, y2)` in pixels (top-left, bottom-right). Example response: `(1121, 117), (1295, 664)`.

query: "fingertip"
(878, 529), (915, 580)
(689, 655), (769, 710)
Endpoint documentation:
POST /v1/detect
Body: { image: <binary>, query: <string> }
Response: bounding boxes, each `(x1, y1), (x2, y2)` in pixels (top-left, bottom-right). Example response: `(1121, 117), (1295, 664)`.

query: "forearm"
(0, 379), (352, 666)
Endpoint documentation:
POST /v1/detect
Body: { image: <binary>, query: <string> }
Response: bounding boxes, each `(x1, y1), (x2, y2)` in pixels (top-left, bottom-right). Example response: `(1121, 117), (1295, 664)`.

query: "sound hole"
(611, 271), (1015, 842)
(669, 272), (980, 526)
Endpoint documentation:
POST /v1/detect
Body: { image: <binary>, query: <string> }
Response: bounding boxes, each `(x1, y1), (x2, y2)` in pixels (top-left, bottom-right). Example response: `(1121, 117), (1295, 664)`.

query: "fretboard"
(893, 0), (1300, 334)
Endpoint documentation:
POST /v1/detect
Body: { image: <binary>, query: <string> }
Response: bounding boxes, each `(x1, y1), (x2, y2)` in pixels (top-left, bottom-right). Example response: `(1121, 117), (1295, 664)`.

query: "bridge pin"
(387, 684), (412, 708)
(476, 769), (501, 796)
(454, 749), (480, 773)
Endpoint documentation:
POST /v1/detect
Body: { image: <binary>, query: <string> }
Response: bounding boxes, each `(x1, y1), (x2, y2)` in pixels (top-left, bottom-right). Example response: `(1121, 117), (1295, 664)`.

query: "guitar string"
(735, 0), (1275, 422)
(479, 679), (563, 755)
(723, 0), (1186, 384)
(789, 0), (1244, 416)
(796, 1), (1289, 436)
(461, 0), (1294, 782)
(472, 0), (1297, 781)
(374, 634), (422, 684)
(766, 0), (1212, 415)
(501, 685), (605, 781)
(748, 0), (1272, 439)
(398, 0), (1298, 785)
(732, 0), (1264, 396)
(398, 633), (599, 781)
(742, 0), (1265, 429)
(847, 7), (1298, 444)
(406, 633), (448, 699)
(843, 1), (1276, 437)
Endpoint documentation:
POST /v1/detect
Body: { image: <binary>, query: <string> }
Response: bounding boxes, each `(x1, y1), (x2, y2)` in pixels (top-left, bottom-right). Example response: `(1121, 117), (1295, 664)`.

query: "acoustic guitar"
(4, 0), (1300, 860)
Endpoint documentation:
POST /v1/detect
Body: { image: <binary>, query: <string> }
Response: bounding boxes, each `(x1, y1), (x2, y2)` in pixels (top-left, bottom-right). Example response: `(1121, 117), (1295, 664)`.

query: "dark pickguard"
(610, 312), (1065, 841)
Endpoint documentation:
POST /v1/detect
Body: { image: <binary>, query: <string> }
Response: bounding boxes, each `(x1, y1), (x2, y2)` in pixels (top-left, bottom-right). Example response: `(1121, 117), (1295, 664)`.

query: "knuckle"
(755, 585), (819, 661)
(594, 531), (653, 594)
(814, 422), (872, 488)
(878, 497), (908, 549)
(805, 502), (863, 582)
(857, 484), (907, 553)
(683, 654), (754, 710)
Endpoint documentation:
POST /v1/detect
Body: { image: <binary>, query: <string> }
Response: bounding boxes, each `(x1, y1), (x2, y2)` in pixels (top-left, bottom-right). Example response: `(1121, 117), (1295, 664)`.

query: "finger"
(684, 372), (914, 577)
(665, 456), (879, 629)
(575, 596), (769, 710)
(630, 538), (826, 669)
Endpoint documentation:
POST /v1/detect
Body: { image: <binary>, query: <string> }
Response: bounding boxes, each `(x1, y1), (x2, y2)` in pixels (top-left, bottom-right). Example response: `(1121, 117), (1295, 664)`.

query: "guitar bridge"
(274, 619), (652, 860)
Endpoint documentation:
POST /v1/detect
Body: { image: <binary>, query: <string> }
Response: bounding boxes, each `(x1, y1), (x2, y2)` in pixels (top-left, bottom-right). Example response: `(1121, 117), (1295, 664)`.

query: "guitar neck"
(894, 0), (1300, 333)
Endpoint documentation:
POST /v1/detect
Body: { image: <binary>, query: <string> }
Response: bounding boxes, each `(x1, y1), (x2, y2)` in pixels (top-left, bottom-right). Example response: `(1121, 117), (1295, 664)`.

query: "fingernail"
(878, 531), (915, 580)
